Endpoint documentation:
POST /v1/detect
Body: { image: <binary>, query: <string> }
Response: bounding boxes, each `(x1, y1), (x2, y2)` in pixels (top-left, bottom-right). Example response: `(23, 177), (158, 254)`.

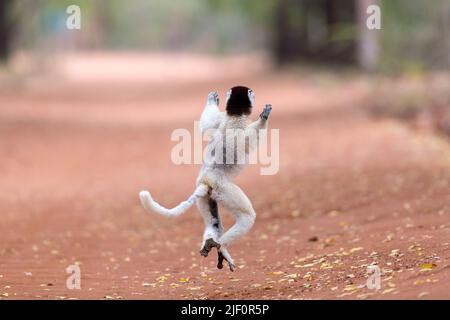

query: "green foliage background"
(11, 0), (450, 71)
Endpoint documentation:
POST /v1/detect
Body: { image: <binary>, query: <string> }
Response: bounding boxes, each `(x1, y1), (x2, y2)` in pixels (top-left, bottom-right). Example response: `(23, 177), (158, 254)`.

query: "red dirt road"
(1, 54), (450, 299)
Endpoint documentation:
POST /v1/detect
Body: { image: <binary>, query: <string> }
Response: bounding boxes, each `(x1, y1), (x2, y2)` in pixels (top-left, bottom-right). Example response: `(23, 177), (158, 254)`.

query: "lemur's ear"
(248, 89), (255, 106)
(226, 89), (232, 104)
(226, 86), (253, 116)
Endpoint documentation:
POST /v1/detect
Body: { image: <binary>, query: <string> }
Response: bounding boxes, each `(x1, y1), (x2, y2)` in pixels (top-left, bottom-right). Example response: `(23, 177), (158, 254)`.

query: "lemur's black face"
(225, 86), (254, 116)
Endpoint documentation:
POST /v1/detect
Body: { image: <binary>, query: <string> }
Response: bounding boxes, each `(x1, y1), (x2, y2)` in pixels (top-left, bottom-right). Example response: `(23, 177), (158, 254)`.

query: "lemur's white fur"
(140, 89), (270, 271)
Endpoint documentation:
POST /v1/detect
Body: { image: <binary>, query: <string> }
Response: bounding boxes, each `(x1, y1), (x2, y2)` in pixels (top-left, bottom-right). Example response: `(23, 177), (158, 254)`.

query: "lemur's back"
(199, 115), (250, 184)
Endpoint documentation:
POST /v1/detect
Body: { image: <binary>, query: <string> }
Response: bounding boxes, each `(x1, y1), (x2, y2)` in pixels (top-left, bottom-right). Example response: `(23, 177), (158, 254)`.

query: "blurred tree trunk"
(438, 2), (450, 68)
(273, 0), (358, 66)
(0, 0), (14, 62)
(92, 0), (114, 49)
(274, 0), (288, 65)
(356, 0), (379, 71)
(325, 0), (337, 40)
(274, 0), (314, 65)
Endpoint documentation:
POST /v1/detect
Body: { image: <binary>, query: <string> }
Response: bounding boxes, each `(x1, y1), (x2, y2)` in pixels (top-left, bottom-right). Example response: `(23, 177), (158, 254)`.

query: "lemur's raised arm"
(246, 104), (272, 132)
(244, 104), (272, 154)
(199, 91), (223, 133)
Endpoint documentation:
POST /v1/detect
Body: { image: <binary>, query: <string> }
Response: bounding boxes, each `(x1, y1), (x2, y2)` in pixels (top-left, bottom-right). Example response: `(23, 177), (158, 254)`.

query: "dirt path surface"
(1, 54), (450, 299)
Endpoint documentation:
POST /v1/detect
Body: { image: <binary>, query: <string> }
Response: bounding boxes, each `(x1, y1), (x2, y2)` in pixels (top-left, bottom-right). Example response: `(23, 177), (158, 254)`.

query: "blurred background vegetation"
(0, 0), (449, 72)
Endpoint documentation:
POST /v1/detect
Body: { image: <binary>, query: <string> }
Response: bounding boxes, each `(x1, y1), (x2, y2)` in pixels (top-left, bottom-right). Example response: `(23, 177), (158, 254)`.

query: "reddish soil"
(1, 53), (450, 299)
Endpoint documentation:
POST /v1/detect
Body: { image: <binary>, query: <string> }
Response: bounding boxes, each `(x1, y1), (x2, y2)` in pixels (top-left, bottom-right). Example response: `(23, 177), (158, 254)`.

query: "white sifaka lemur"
(139, 86), (272, 271)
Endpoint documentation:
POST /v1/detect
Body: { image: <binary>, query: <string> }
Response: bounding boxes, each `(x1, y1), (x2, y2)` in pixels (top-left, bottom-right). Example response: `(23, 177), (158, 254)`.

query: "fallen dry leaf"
(420, 263), (437, 271)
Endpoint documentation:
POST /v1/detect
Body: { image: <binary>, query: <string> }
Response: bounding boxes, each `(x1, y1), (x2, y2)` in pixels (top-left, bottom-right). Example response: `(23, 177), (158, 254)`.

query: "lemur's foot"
(207, 91), (219, 106)
(259, 104), (272, 120)
(217, 251), (225, 269)
(200, 238), (220, 257)
(217, 251), (236, 272)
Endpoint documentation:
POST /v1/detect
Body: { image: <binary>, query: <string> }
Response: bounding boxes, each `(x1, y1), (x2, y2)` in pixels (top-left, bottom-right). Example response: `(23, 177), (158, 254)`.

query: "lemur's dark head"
(225, 86), (254, 116)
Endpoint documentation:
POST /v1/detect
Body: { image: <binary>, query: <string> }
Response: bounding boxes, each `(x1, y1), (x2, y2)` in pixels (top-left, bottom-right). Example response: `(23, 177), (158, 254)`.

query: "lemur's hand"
(260, 104), (272, 120)
(207, 91), (219, 106)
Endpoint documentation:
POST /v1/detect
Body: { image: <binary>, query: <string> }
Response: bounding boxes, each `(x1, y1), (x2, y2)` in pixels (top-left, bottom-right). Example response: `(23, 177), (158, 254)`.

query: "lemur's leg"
(218, 247), (235, 271)
(214, 182), (256, 270)
(196, 193), (236, 270)
(196, 195), (221, 257)
(209, 200), (236, 271)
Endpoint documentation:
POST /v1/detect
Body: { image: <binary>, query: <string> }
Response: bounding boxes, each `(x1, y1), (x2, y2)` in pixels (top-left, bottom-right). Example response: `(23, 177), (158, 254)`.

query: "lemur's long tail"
(139, 184), (209, 217)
